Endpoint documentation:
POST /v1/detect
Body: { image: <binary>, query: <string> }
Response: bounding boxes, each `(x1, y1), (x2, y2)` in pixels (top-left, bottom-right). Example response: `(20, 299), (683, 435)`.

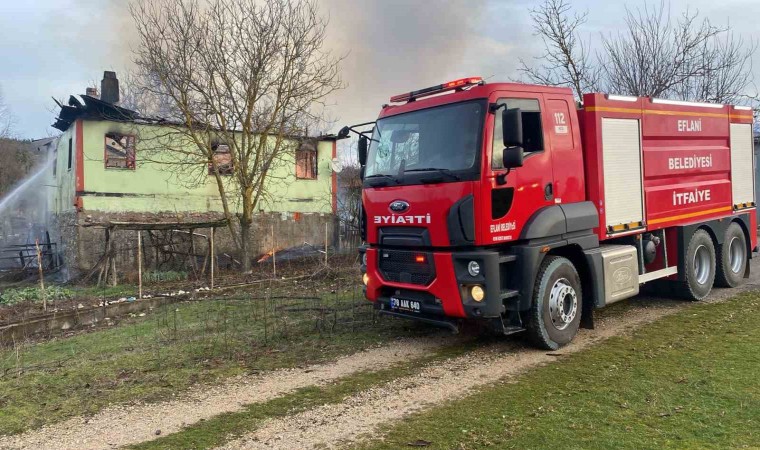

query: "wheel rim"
(728, 236), (745, 274)
(693, 244), (711, 285)
(548, 278), (577, 331)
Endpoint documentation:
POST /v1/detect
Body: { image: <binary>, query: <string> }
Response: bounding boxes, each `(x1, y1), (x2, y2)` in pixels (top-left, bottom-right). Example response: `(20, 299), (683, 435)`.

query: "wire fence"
(0, 265), (384, 379)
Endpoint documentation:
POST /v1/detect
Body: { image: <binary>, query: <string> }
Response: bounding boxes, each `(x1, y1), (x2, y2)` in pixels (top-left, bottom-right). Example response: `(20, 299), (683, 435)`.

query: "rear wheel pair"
(677, 223), (747, 300)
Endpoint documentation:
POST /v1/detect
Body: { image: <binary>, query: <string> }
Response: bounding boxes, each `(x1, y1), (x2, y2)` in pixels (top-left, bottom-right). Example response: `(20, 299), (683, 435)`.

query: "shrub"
(143, 270), (189, 283)
(0, 286), (75, 306)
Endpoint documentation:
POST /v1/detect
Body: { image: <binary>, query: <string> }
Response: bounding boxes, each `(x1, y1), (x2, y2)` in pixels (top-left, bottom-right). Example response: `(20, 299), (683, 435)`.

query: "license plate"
(390, 297), (421, 313)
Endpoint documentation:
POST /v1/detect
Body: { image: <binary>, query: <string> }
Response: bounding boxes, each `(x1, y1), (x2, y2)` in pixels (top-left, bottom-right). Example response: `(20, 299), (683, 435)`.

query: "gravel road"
(0, 336), (454, 450)
(219, 258), (760, 450)
(3, 257), (759, 450)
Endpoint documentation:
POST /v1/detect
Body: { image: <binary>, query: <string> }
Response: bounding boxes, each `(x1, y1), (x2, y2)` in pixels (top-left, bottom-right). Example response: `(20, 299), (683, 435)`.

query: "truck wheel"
(715, 222), (747, 288)
(677, 229), (716, 300)
(526, 256), (582, 350)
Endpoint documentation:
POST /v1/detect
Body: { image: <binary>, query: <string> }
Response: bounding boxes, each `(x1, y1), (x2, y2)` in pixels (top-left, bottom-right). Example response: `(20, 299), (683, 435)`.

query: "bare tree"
(522, 0), (757, 105)
(0, 85), (15, 138)
(518, 0), (600, 100)
(130, 0), (343, 271)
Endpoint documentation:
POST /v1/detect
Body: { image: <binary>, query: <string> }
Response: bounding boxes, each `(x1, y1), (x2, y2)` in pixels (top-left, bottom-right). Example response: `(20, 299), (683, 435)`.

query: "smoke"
(57, 0), (538, 150)
(321, 0), (488, 123)
(62, 0), (533, 120)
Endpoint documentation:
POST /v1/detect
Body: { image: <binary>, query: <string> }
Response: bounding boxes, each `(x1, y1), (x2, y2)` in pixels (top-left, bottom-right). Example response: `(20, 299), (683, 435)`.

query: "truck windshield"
(365, 100), (486, 183)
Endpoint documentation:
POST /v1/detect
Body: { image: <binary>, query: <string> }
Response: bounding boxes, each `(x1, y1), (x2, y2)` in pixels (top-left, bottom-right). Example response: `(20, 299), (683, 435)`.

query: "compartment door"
(730, 123), (755, 208)
(602, 118), (644, 230)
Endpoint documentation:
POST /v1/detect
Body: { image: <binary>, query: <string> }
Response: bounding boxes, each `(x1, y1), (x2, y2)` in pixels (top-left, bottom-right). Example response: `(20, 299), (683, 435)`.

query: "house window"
(104, 133), (136, 169)
(67, 138), (73, 171)
(296, 144), (318, 180)
(208, 143), (234, 175)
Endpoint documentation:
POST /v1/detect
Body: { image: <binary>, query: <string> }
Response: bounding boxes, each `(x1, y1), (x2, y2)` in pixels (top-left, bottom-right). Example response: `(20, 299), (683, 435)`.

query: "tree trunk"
(239, 218), (252, 272)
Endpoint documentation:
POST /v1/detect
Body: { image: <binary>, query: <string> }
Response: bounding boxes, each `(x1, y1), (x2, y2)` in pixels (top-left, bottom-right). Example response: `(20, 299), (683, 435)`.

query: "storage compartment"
(601, 118), (644, 230)
(730, 122), (755, 208)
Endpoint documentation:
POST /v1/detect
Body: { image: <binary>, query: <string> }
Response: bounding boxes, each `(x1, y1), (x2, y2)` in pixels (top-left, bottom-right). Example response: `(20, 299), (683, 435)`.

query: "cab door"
(544, 95), (585, 204)
(481, 92), (555, 244)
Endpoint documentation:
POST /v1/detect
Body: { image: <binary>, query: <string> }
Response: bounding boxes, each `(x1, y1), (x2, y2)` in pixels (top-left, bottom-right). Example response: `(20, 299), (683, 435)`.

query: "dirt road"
(220, 259), (760, 450)
(2, 258), (759, 450)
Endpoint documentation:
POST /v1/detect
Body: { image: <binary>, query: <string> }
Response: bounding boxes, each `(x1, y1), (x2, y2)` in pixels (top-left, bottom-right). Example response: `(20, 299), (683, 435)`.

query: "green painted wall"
(50, 127), (77, 215)
(54, 120), (334, 215)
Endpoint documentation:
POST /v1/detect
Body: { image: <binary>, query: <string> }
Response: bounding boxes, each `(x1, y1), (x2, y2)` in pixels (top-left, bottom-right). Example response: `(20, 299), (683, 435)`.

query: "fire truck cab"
(340, 77), (757, 350)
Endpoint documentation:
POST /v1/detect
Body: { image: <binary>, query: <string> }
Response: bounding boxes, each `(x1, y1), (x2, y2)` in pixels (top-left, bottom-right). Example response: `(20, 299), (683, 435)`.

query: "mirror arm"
(496, 169), (510, 186)
(489, 102), (506, 114)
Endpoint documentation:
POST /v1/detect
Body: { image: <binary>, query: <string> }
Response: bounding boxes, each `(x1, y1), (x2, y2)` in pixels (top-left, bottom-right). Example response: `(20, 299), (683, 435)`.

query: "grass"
(129, 344), (473, 450)
(361, 293), (760, 450)
(0, 293), (433, 436)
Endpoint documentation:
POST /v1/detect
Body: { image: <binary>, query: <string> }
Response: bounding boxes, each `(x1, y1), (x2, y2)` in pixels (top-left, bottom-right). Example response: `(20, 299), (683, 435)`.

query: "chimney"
(85, 87), (99, 98)
(100, 71), (120, 104)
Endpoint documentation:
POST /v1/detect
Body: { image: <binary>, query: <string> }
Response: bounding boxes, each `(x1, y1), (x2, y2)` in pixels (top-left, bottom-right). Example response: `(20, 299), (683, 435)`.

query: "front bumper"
(362, 247), (506, 319)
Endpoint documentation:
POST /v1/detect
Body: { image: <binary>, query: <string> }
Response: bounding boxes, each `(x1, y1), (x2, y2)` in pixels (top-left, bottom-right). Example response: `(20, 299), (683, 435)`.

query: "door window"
(492, 98), (543, 169)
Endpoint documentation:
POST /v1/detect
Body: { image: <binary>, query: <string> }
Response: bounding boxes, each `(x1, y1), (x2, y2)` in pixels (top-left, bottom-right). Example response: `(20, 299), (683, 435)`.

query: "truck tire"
(677, 229), (716, 300)
(715, 222), (747, 288)
(526, 256), (582, 350)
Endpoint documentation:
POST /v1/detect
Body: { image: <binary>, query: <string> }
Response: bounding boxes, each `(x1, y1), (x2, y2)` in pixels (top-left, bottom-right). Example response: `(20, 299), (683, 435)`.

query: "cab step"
(500, 289), (519, 299)
(503, 325), (525, 336)
(499, 254), (517, 264)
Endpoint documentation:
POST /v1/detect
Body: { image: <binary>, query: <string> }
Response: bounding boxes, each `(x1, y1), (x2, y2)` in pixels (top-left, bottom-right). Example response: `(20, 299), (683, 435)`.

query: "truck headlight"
(362, 273), (369, 285)
(471, 285), (484, 302)
(467, 261), (480, 277)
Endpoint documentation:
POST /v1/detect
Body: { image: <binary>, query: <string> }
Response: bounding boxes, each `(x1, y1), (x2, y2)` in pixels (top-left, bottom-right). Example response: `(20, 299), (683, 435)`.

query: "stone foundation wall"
(54, 210), (337, 279)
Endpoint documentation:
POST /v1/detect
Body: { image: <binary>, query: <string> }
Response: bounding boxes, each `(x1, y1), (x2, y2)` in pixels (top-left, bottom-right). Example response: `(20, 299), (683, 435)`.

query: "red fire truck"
(339, 77), (757, 349)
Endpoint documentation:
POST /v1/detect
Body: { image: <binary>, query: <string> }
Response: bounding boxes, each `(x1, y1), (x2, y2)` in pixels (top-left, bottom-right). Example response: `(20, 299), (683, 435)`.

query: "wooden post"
(271, 223), (276, 278)
(35, 239), (46, 312)
(210, 227), (215, 289)
(137, 231), (143, 299)
(189, 228), (197, 276)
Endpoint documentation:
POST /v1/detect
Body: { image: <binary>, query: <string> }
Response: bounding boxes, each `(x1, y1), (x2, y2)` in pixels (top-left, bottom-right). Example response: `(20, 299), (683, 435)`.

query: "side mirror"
(358, 135), (368, 166)
(502, 146), (524, 169)
(338, 126), (350, 139)
(502, 108), (523, 148)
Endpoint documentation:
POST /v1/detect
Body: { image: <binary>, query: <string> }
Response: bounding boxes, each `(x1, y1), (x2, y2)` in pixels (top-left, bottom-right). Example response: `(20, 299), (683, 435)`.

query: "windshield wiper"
(365, 173), (400, 186)
(405, 167), (462, 181)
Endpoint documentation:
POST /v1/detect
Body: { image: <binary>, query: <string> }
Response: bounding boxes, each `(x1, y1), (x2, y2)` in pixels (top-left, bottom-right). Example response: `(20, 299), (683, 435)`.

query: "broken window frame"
(67, 138), (73, 171)
(208, 143), (234, 176)
(295, 148), (318, 180)
(104, 133), (137, 170)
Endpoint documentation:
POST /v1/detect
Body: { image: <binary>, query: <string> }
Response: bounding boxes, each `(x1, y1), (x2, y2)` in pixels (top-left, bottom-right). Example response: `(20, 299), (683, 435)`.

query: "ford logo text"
(389, 200), (410, 213)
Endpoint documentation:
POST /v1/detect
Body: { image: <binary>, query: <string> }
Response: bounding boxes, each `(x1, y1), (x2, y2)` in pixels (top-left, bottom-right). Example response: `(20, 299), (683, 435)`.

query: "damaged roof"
(52, 94), (139, 132)
(51, 92), (340, 141)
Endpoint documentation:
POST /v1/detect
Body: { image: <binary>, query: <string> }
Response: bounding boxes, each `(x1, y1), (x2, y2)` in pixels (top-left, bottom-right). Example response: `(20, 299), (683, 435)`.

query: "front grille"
(378, 249), (435, 286)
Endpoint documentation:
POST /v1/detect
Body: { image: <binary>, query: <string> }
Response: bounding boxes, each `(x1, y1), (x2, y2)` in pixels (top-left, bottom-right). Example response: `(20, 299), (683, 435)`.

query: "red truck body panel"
(580, 93), (755, 250)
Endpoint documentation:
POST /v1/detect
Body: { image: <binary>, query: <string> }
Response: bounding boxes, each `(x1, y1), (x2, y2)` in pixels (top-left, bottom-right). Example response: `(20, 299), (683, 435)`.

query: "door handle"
(544, 183), (554, 200)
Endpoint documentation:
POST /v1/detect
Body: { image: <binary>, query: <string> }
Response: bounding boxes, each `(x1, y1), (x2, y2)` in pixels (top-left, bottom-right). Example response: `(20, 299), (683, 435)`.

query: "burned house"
(48, 71), (339, 277)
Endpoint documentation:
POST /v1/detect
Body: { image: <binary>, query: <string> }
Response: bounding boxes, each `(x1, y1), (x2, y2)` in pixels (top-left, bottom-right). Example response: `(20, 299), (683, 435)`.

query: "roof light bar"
(606, 94), (638, 102)
(650, 97), (724, 109)
(733, 105), (753, 111)
(390, 77), (483, 103)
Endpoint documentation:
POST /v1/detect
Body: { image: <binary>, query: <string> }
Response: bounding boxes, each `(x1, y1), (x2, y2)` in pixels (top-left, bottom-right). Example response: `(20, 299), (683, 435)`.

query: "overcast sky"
(1, 0), (759, 139)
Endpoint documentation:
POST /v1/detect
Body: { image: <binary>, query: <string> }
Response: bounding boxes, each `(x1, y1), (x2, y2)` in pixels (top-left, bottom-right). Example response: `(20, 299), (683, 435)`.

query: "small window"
(104, 133), (136, 169)
(296, 144), (318, 180)
(492, 98), (544, 169)
(208, 143), (234, 175)
(67, 138), (73, 171)
(52, 153), (57, 177)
